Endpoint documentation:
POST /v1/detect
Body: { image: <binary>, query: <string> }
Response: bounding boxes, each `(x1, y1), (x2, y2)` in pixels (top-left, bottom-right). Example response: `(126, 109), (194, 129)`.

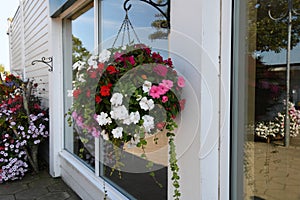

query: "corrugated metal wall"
(8, 0), (50, 106)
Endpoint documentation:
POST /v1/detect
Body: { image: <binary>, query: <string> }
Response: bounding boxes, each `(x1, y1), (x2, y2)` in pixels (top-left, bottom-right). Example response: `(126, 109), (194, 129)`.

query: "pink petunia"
(149, 85), (161, 99)
(158, 84), (169, 95)
(153, 64), (168, 77)
(161, 79), (173, 89)
(91, 127), (100, 138)
(177, 76), (185, 88)
(114, 52), (123, 61)
(162, 96), (168, 103)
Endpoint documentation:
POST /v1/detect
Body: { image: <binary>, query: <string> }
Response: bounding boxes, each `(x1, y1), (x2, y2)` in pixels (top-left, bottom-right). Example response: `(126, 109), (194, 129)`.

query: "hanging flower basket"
(68, 43), (185, 199)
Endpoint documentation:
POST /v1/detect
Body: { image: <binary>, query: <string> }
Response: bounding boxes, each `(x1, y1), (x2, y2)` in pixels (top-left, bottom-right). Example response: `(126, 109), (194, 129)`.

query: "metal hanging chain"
(112, 11), (141, 48)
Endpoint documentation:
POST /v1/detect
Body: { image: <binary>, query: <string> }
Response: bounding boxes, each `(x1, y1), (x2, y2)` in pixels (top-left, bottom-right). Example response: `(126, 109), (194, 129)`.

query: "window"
(63, 0), (171, 199)
(232, 1), (300, 199)
(63, 2), (95, 169)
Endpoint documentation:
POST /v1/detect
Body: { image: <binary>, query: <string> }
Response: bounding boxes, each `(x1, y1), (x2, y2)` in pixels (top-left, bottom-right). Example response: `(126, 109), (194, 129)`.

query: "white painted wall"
(170, 0), (231, 199)
(8, 0), (50, 107)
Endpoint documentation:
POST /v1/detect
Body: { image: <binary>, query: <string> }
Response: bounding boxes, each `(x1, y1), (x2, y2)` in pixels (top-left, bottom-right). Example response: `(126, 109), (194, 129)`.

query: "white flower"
(99, 49), (111, 63)
(142, 115), (154, 132)
(34, 140), (40, 144)
(100, 130), (109, 141)
(122, 45), (127, 50)
(72, 61), (85, 70)
(110, 93), (123, 106)
(130, 111), (140, 124)
(67, 90), (73, 97)
(142, 80), (152, 93)
(139, 97), (155, 111)
(112, 127), (123, 139)
(110, 105), (128, 120)
(88, 55), (98, 69)
(78, 73), (86, 82)
(123, 111), (140, 125)
(96, 112), (112, 126)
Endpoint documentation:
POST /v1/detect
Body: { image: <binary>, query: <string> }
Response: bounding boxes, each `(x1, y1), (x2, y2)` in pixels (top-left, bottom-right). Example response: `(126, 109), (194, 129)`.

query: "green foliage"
(248, 0), (300, 52)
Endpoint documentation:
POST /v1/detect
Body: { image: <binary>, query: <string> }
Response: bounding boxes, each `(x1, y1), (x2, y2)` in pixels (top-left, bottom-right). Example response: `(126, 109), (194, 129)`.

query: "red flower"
(34, 103), (40, 110)
(100, 85), (111, 96)
(95, 95), (102, 104)
(8, 98), (13, 105)
(179, 99), (186, 111)
(73, 89), (81, 99)
(88, 70), (97, 79)
(86, 89), (91, 98)
(97, 63), (104, 72)
(128, 56), (135, 65)
(152, 52), (163, 62)
(106, 65), (118, 74)
(164, 58), (173, 67)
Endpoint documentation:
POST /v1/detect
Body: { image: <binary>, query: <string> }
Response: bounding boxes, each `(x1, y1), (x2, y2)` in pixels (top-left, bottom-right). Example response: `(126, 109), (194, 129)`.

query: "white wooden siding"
(8, 0), (50, 107)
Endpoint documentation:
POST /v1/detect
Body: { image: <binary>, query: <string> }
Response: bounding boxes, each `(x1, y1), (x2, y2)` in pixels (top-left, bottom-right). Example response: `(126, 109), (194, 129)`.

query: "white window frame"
(49, 0), (129, 199)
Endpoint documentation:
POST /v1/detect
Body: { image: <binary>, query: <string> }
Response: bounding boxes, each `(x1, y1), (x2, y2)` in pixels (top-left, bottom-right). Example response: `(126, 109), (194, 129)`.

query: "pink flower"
(149, 85), (161, 99)
(158, 84), (169, 95)
(114, 52), (123, 61)
(92, 127), (100, 138)
(162, 96), (168, 103)
(156, 122), (166, 130)
(153, 64), (168, 77)
(161, 80), (173, 89)
(177, 76), (185, 88)
(128, 56), (135, 65)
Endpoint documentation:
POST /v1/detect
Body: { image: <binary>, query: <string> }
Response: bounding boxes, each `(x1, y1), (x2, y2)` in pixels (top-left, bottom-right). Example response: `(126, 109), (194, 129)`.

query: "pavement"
(1, 134), (300, 200)
(0, 168), (81, 200)
(245, 134), (300, 200)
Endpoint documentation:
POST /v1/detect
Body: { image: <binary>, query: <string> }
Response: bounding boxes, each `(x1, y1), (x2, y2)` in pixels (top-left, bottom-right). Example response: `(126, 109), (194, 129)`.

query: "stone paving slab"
(0, 169), (81, 200)
(245, 135), (300, 200)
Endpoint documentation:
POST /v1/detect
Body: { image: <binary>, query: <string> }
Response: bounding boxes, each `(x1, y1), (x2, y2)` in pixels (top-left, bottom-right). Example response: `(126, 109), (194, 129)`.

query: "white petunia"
(139, 97), (155, 111)
(100, 130), (109, 141)
(112, 127), (123, 139)
(142, 80), (152, 93)
(123, 111), (140, 125)
(142, 115), (154, 132)
(88, 55), (98, 69)
(99, 49), (111, 63)
(72, 61), (85, 70)
(78, 73), (86, 82)
(110, 105), (128, 120)
(110, 93), (123, 106)
(130, 111), (140, 124)
(96, 112), (112, 126)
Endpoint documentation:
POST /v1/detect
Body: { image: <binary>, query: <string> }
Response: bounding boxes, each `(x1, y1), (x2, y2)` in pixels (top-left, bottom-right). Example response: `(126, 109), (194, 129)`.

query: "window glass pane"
(233, 1), (300, 199)
(64, 3), (95, 169)
(99, 0), (169, 199)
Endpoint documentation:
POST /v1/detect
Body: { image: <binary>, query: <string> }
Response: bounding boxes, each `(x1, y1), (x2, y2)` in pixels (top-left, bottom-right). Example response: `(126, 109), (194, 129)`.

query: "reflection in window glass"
(99, 1), (169, 199)
(64, 3), (95, 169)
(233, 0), (300, 199)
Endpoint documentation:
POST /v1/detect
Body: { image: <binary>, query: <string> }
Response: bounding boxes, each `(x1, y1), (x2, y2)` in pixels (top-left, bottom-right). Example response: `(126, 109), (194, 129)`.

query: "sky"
(0, 0), (19, 70)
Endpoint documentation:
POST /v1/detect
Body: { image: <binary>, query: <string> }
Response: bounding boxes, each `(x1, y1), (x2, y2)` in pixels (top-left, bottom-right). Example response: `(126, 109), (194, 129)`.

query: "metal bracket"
(123, 0), (170, 28)
(32, 57), (53, 72)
